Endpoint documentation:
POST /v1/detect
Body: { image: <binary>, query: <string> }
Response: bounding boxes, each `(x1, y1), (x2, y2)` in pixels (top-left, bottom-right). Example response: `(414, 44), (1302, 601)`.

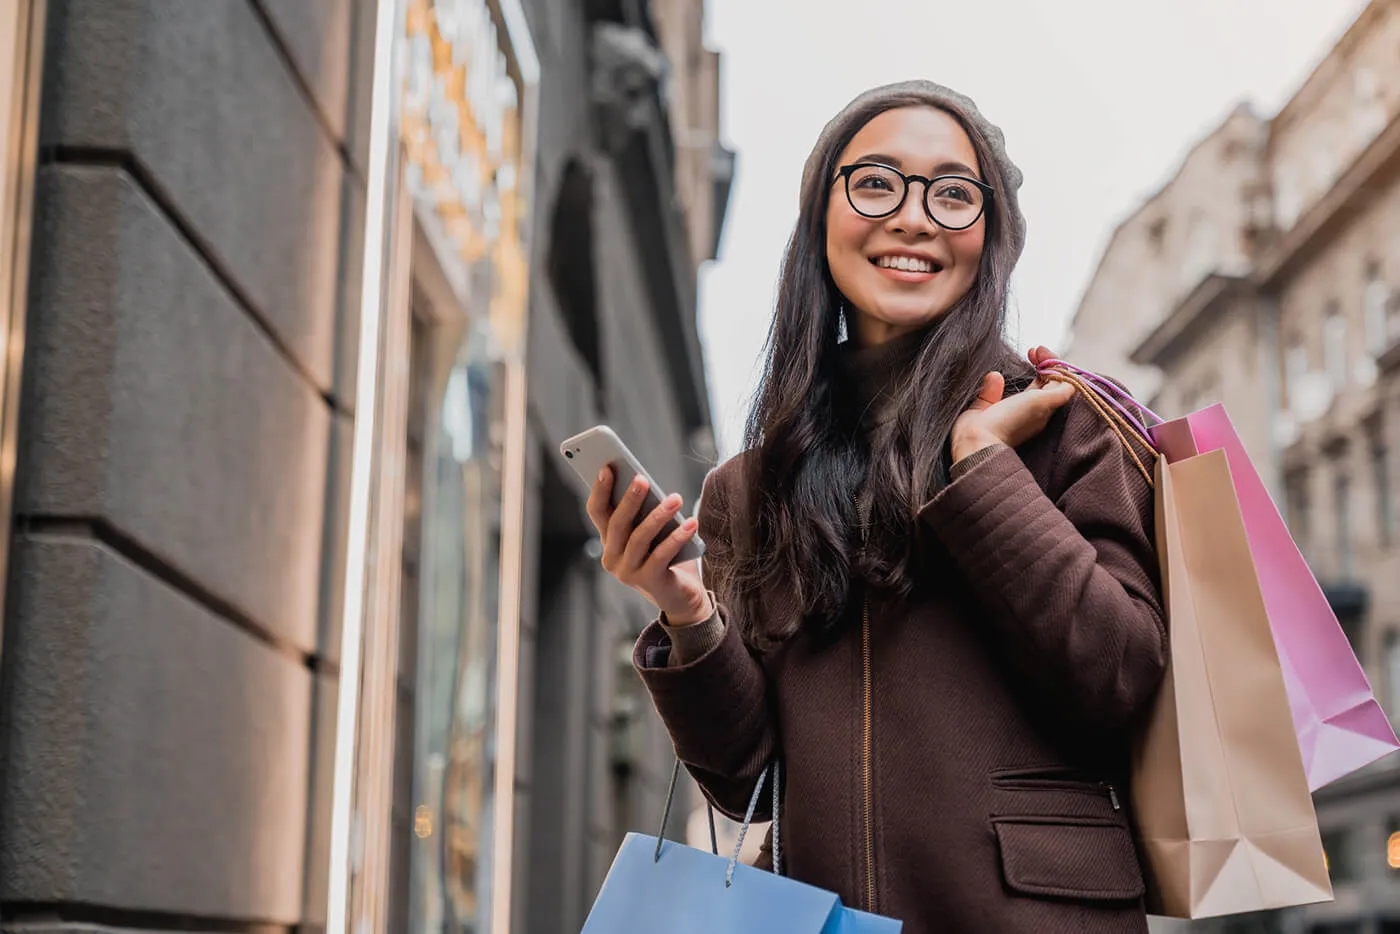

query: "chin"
(871, 304), (951, 330)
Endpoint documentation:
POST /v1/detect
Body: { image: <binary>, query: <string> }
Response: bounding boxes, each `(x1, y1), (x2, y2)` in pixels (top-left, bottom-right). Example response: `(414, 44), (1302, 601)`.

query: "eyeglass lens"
(845, 164), (984, 229)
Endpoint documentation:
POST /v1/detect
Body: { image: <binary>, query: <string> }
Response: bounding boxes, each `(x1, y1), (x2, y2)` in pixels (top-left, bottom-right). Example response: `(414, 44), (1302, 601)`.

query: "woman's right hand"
(586, 466), (714, 625)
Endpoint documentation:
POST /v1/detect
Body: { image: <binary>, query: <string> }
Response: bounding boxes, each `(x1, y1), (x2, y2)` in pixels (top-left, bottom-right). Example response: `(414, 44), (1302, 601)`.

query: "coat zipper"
(861, 592), (876, 911)
(857, 491), (876, 913)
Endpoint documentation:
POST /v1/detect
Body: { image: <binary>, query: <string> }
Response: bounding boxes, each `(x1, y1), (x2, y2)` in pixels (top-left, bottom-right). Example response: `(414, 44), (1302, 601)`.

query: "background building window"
(1199, 372), (1218, 408)
(1274, 164), (1302, 231)
(1286, 469), (1311, 542)
(1386, 631), (1400, 719)
(1365, 262), (1391, 356)
(1325, 304), (1348, 391)
(1374, 426), (1394, 547)
(1147, 217), (1168, 252)
(1353, 67), (1387, 145)
(1336, 471), (1354, 578)
(1180, 387), (1199, 417)
(548, 158), (602, 387)
(1181, 213), (1219, 290)
(1286, 340), (1309, 412)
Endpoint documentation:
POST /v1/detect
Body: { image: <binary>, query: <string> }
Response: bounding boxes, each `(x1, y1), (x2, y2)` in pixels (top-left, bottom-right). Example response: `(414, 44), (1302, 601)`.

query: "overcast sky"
(695, 0), (1370, 457)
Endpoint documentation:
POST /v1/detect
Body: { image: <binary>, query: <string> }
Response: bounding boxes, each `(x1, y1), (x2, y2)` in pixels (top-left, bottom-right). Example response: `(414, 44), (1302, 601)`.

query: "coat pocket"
(989, 765), (1122, 817)
(991, 816), (1145, 902)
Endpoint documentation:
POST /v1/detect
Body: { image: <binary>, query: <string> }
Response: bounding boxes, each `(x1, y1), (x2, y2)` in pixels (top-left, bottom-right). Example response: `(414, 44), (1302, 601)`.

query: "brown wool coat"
(632, 387), (1168, 933)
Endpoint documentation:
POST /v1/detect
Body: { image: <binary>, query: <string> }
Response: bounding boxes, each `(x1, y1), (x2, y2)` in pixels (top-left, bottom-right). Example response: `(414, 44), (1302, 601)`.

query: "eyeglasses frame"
(834, 162), (994, 231)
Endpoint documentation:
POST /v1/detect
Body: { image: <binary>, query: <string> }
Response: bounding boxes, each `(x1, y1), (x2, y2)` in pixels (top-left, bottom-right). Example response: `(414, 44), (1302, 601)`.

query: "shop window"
(548, 158), (602, 386)
(407, 349), (507, 933)
(387, 311), (431, 932)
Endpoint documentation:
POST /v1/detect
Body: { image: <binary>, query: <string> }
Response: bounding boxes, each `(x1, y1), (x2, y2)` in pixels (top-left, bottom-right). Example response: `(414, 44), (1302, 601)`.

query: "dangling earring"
(836, 303), (849, 344)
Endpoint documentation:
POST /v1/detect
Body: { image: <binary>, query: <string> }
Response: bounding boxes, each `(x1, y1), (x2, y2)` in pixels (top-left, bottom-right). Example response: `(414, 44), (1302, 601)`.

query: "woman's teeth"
(875, 256), (938, 273)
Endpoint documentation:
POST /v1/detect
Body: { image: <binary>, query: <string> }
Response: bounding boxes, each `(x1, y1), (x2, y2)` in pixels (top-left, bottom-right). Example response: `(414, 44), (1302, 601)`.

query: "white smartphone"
(558, 425), (705, 566)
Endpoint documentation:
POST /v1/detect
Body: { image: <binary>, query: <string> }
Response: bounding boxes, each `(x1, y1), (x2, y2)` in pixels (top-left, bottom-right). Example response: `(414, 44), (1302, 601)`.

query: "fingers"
(1042, 379), (1076, 407)
(1027, 346), (1060, 370)
(585, 466), (613, 536)
(601, 474), (651, 572)
(1015, 379), (1075, 412)
(969, 371), (1005, 410)
(996, 378), (1076, 427)
(642, 515), (701, 575)
(620, 492), (685, 572)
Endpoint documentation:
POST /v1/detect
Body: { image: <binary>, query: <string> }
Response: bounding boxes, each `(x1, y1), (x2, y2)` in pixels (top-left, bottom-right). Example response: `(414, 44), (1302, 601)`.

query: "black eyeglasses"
(834, 162), (993, 231)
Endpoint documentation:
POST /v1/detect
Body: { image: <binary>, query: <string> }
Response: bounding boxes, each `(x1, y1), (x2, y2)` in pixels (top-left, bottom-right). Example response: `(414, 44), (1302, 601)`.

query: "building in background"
(0, 2), (729, 934)
(1064, 103), (1269, 413)
(512, 0), (732, 931)
(1068, 2), (1400, 930)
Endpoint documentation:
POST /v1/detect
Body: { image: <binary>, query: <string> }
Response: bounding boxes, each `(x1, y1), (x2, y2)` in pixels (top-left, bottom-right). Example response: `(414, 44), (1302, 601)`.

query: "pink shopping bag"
(1043, 362), (1400, 790)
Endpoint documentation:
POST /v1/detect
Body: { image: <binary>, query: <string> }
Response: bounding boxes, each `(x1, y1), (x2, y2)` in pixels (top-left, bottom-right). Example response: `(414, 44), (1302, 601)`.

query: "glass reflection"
(409, 333), (504, 934)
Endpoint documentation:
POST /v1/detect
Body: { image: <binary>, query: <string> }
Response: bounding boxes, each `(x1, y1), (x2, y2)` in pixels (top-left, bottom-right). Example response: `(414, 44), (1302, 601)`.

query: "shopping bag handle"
(1036, 362), (1159, 486)
(1038, 358), (1164, 428)
(654, 757), (784, 885)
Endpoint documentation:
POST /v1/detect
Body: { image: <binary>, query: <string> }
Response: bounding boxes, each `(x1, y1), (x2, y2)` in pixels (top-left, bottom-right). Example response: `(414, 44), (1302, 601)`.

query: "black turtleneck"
(837, 326), (931, 432)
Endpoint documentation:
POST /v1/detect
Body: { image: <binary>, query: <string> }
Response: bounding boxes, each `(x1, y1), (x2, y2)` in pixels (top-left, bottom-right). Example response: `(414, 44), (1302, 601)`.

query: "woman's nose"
(888, 179), (937, 235)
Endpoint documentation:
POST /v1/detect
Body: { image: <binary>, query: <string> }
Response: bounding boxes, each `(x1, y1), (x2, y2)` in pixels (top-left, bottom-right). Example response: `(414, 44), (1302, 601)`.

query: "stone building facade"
(0, 2), (729, 934)
(1068, 2), (1400, 930)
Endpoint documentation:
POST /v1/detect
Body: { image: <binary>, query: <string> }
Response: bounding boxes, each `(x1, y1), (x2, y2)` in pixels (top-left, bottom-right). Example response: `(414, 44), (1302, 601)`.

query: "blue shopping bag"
(581, 762), (901, 933)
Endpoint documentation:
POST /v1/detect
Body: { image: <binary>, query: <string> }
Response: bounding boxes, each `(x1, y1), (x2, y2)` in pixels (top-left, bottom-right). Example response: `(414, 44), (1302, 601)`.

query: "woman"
(586, 80), (1166, 933)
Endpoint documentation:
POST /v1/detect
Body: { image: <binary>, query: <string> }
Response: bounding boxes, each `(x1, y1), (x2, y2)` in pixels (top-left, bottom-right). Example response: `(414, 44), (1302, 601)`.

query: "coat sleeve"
(632, 463), (779, 821)
(917, 395), (1167, 737)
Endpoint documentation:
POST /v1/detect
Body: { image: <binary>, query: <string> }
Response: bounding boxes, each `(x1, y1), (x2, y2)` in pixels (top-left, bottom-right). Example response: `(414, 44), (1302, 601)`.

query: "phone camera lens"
(564, 450), (574, 459)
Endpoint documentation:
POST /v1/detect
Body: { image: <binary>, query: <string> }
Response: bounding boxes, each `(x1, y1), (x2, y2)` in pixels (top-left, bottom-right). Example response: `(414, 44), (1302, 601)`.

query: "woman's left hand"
(950, 346), (1077, 464)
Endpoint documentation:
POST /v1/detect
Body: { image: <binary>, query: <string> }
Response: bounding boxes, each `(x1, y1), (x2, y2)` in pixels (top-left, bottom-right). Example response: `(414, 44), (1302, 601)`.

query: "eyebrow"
(853, 153), (982, 179)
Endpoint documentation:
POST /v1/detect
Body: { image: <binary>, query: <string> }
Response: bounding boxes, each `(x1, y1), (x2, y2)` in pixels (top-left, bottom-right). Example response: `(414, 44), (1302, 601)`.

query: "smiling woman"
(591, 80), (1166, 934)
(825, 107), (990, 346)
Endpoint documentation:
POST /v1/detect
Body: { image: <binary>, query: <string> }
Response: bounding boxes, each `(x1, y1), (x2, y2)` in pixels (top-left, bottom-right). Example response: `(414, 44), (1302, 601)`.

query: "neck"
(839, 324), (930, 429)
(850, 315), (921, 349)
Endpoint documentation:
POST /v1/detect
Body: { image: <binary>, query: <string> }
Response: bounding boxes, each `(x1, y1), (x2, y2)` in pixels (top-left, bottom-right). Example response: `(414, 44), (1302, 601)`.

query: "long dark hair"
(732, 90), (1031, 651)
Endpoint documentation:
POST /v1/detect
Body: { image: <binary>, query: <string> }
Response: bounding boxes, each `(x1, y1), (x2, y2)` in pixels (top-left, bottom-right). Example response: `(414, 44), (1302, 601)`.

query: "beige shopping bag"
(1133, 449), (1332, 918)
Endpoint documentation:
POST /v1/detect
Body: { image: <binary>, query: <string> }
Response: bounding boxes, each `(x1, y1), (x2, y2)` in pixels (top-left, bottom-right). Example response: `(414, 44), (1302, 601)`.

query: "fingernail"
(598, 468), (608, 482)
(666, 494), (681, 509)
(683, 517), (698, 531)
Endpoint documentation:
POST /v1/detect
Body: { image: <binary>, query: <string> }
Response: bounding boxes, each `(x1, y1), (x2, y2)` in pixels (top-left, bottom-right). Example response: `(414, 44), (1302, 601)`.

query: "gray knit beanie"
(802, 80), (1027, 260)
